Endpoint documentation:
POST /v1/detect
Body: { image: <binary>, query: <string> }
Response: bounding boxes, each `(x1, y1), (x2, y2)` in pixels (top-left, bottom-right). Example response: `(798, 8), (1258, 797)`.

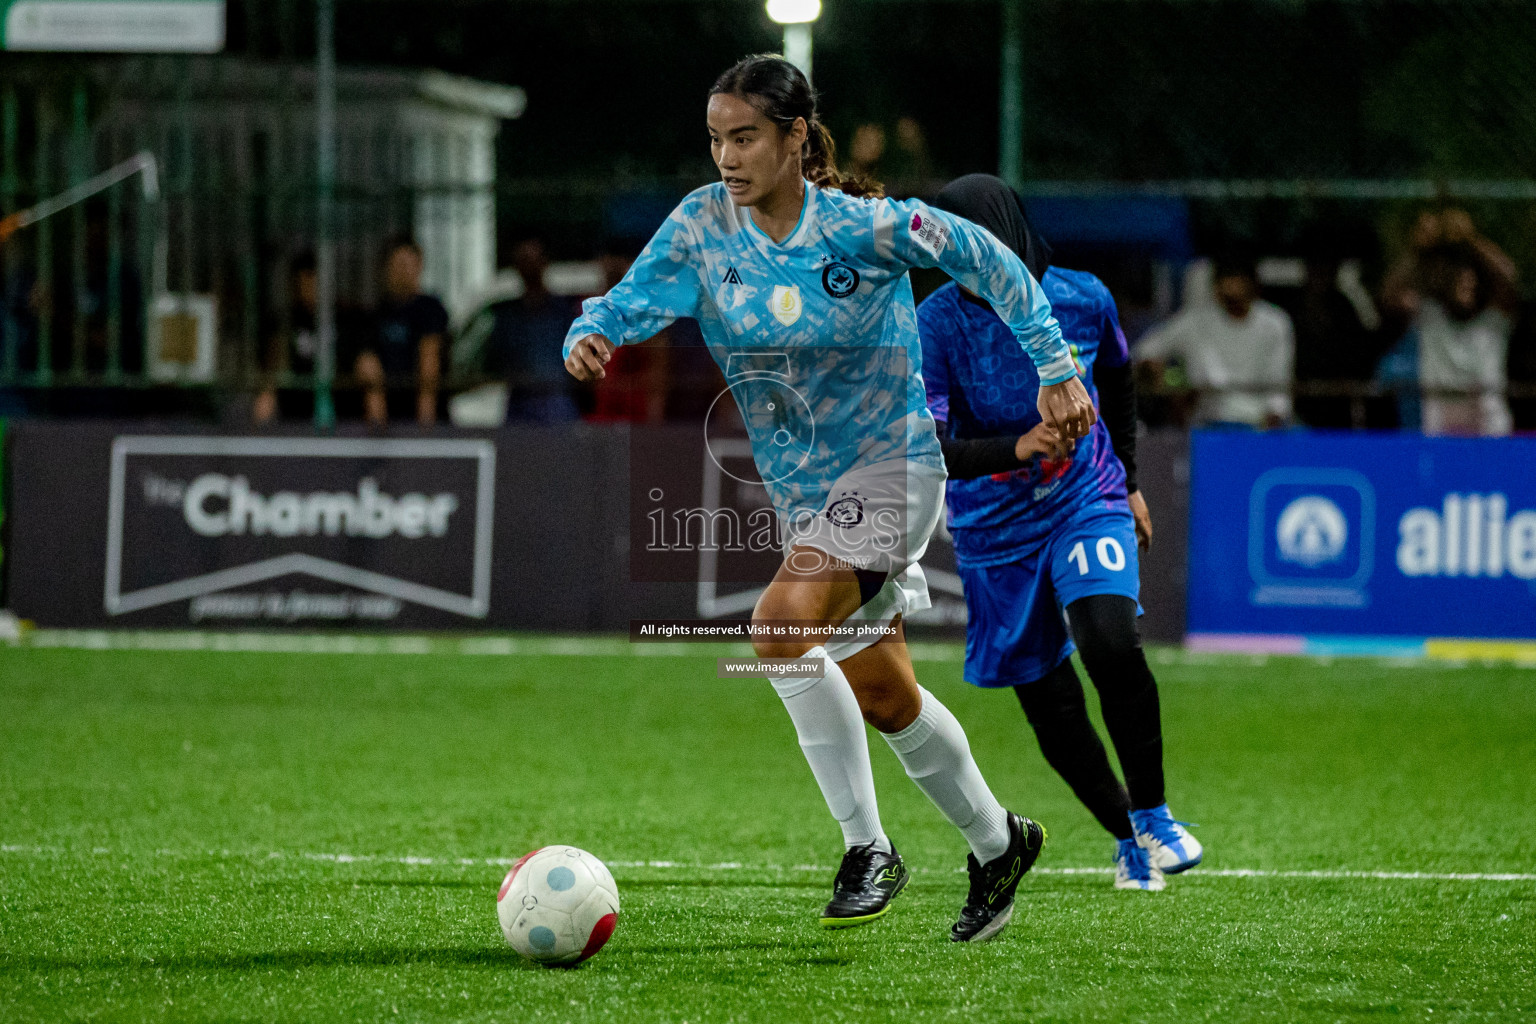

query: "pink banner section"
(1186, 633), (1309, 655)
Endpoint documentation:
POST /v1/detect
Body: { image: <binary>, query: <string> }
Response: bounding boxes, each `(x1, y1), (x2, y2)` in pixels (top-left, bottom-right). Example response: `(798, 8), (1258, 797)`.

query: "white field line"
(2, 844), (1532, 883)
(14, 628), (1534, 669)
(16, 627), (1536, 670)
(9, 629), (961, 662)
(6, 631), (928, 664)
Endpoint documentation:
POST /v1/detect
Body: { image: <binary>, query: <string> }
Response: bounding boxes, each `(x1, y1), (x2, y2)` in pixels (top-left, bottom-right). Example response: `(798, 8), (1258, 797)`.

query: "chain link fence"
(0, 0), (1532, 423)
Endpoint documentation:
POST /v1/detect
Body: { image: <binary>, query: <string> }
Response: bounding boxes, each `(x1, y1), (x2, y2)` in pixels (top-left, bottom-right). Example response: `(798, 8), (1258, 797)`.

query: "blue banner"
(1188, 430), (1536, 645)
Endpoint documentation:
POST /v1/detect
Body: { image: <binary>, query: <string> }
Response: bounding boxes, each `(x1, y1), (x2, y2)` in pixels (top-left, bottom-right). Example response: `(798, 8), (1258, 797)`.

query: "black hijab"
(932, 173), (1053, 283)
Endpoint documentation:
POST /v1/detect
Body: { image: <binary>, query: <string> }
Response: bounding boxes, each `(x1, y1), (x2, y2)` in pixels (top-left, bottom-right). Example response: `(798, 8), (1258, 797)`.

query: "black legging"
(1013, 594), (1166, 840)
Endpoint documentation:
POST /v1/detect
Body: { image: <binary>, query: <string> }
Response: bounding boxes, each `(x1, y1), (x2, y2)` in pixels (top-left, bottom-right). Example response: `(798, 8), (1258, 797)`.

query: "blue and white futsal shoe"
(1129, 804), (1202, 874)
(1113, 838), (1165, 891)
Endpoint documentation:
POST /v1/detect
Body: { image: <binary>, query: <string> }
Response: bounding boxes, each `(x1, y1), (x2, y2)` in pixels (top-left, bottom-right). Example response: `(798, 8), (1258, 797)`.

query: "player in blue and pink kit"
(918, 175), (1203, 891)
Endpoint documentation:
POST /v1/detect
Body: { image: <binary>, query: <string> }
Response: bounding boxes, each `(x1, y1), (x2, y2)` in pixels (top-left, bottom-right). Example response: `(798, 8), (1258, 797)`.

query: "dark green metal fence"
(3, 0), (1535, 414)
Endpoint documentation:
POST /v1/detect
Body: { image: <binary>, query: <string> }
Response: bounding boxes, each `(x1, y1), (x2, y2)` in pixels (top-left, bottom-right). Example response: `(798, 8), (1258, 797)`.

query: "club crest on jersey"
(770, 284), (802, 326)
(826, 492), (865, 528)
(910, 211), (950, 258)
(822, 262), (859, 299)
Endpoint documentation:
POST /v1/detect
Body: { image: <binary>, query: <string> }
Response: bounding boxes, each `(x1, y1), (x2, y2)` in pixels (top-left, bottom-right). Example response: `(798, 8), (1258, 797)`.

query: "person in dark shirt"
(356, 235), (449, 425)
(1510, 300), (1536, 431)
(253, 250), (368, 424)
(487, 237), (580, 422)
(1289, 248), (1375, 429)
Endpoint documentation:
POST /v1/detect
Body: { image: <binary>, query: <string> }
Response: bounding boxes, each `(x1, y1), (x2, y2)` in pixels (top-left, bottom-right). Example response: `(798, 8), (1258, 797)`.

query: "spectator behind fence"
(356, 235), (448, 426)
(1288, 233), (1381, 429)
(585, 239), (670, 424)
(846, 123), (886, 183)
(884, 116), (936, 193)
(845, 118), (936, 196)
(0, 243), (37, 414)
(1510, 302), (1536, 432)
(1134, 252), (1294, 429)
(486, 237), (580, 422)
(252, 251), (366, 424)
(1379, 209), (1517, 436)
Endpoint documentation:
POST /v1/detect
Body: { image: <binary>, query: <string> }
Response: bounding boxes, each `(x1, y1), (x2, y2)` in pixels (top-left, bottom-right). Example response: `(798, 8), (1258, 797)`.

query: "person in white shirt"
(1135, 253), (1294, 429)
(1381, 209), (1518, 437)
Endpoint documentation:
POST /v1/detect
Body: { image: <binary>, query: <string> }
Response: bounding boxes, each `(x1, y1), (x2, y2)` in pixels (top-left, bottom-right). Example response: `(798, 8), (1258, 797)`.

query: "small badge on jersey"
(770, 284), (802, 326)
(821, 262), (860, 299)
(909, 211), (949, 258)
(825, 491), (865, 528)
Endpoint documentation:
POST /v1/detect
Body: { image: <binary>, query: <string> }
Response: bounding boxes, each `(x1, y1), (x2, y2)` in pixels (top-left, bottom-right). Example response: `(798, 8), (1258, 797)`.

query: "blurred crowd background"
(3, 0), (1536, 436)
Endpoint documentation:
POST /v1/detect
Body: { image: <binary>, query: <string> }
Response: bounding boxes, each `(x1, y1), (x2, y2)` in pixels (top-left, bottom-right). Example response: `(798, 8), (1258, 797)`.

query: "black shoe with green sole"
(950, 812), (1046, 943)
(819, 841), (909, 928)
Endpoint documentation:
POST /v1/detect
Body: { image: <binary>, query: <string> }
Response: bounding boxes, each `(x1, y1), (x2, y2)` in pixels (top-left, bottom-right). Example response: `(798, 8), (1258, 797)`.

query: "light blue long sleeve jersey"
(563, 180), (1075, 516)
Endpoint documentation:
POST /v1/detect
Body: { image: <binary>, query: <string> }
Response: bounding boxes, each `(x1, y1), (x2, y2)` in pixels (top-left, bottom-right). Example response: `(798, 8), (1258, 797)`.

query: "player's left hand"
(1015, 422), (1073, 462)
(1128, 489), (1153, 552)
(1038, 377), (1096, 441)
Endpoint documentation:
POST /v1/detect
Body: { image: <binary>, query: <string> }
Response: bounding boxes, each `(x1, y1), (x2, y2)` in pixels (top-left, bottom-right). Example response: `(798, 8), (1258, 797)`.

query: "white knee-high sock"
(883, 686), (1010, 864)
(770, 646), (890, 852)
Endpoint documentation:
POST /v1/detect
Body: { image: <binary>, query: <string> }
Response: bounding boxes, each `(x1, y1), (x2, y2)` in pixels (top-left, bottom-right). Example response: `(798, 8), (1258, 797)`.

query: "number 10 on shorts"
(1051, 511), (1140, 607)
(1067, 537), (1127, 575)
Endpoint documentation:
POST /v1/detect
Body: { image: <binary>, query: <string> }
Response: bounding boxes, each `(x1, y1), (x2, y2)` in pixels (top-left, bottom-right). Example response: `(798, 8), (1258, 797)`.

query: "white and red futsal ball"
(496, 846), (619, 966)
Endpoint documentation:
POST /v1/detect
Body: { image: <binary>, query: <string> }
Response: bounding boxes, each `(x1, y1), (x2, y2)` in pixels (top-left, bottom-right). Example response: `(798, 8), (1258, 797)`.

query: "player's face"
(707, 93), (803, 208)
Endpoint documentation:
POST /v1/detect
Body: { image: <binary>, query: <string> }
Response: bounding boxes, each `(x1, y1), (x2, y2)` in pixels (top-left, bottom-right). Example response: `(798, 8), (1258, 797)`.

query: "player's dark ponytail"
(710, 54), (885, 200)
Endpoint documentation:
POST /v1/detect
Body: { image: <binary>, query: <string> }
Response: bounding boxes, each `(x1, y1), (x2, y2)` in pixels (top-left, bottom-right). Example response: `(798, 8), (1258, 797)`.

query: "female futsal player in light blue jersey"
(564, 54), (1096, 942)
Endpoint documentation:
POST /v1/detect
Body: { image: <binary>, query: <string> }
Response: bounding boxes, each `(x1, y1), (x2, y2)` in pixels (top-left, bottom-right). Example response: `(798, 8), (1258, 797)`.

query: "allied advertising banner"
(1188, 430), (1536, 654)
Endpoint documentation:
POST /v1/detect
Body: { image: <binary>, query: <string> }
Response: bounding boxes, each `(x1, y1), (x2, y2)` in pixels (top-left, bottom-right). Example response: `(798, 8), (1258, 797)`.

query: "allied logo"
(826, 493), (864, 528)
(822, 262), (859, 298)
(1398, 492), (1536, 579)
(769, 284), (802, 327)
(1276, 495), (1348, 566)
(722, 266), (742, 286)
(1247, 468), (1375, 608)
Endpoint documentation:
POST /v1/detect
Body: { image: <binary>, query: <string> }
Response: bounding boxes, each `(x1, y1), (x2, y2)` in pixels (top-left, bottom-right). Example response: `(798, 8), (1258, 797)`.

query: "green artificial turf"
(1, 639), (1533, 1022)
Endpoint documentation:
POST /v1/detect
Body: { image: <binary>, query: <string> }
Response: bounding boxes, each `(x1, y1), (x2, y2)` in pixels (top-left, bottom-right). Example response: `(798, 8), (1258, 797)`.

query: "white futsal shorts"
(778, 457), (947, 663)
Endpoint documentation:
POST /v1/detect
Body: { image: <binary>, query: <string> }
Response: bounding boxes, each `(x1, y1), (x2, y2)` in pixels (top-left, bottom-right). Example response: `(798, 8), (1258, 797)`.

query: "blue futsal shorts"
(958, 501), (1142, 688)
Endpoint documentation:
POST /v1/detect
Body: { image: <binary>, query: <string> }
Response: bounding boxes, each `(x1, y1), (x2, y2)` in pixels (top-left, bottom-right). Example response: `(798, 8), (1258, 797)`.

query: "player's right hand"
(1128, 489), (1153, 552)
(566, 334), (616, 381)
(1015, 423), (1074, 462)
(1038, 376), (1096, 441)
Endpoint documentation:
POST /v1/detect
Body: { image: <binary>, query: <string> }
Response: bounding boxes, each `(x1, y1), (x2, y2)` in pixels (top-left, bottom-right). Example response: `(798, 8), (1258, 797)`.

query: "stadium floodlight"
(766, 0), (820, 23)
(766, 0), (820, 81)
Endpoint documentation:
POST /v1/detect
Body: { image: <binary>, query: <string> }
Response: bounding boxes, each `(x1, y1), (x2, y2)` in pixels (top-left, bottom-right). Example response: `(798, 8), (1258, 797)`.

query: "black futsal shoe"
(950, 812), (1046, 943)
(819, 841), (910, 928)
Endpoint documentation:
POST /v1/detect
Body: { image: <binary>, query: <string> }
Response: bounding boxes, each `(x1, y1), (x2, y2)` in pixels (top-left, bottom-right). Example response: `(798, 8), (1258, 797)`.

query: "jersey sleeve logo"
(909, 211), (949, 259)
(822, 262), (860, 299)
(769, 284), (803, 326)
